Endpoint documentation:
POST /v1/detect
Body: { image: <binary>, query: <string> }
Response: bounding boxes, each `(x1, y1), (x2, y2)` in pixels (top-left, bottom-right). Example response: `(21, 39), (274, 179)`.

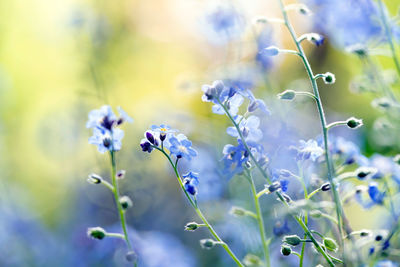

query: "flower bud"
(283, 235), (302, 246)
(320, 183), (331, 191)
(230, 206), (247, 217)
(117, 170), (126, 179)
(200, 239), (216, 249)
(298, 4), (311, 15)
(243, 254), (262, 266)
(306, 33), (324, 46)
(346, 117), (363, 129)
(262, 46), (280, 56)
(268, 182), (281, 193)
(126, 251), (137, 262)
(375, 235), (383, 241)
(140, 139), (153, 153)
(278, 90), (296, 100)
(146, 131), (155, 145)
(310, 210), (322, 218)
(87, 173), (102, 184)
(323, 72), (336, 84)
(120, 196), (133, 210)
(184, 222), (200, 231)
(87, 227), (106, 240)
(355, 167), (376, 180)
(281, 245), (292, 256)
(323, 237), (338, 252)
(360, 230), (372, 237)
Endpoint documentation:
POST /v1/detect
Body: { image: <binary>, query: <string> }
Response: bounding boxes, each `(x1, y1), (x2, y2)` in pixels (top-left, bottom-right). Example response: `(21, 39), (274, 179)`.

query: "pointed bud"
(262, 46), (280, 56)
(87, 227), (106, 240)
(200, 239), (216, 249)
(184, 222), (200, 231)
(146, 131), (155, 144)
(117, 170), (126, 179)
(87, 173), (102, 184)
(323, 237), (338, 252)
(323, 72), (336, 84)
(278, 90), (296, 100)
(268, 182), (281, 193)
(283, 235), (302, 246)
(281, 245), (292, 256)
(126, 251), (137, 262)
(346, 117), (363, 129)
(320, 183), (331, 191)
(120, 196), (133, 210)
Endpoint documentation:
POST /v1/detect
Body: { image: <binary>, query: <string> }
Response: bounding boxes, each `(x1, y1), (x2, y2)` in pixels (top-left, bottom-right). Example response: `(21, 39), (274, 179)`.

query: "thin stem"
(326, 121), (347, 130)
(110, 151), (132, 249)
(298, 165), (308, 267)
(276, 0), (347, 247)
(245, 169), (271, 267)
(106, 233), (126, 240)
(219, 102), (335, 266)
(377, 0), (400, 77)
(152, 146), (244, 267)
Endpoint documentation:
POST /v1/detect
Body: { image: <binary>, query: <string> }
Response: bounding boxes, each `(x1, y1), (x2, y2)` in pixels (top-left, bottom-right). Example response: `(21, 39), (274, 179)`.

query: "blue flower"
(182, 172), (199, 195)
(166, 134), (197, 160)
(202, 80), (228, 104)
(87, 106), (132, 152)
(204, 6), (245, 44)
(329, 136), (368, 166)
(212, 93), (243, 116)
(305, 0), (384, 49)
(368, 182), (385, 205)
(140, 139), (153, 153)
(245, 90), (270, 115)
(227, 115), (263, 142)
(222, 140), (249, 178)
(89, 127), (124, 153)
(151, 124), (178, 141)
(294, 139), (323, 161)
(273, 219), (291, 236)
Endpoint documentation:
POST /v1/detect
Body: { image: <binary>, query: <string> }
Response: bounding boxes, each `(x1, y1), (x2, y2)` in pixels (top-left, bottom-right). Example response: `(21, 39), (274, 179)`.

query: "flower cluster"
(87, 105), (133, 153)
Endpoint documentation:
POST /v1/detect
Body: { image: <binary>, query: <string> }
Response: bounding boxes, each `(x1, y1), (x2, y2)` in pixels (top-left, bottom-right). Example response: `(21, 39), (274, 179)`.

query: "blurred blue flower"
(294, 139), (323, 161)
(182, 172), (200, 195)
(167, 134), (197, 160)
(227, 115), (263, 142)
(273, 219), (291, 236)
(369, 154), (400, 183)
(222, 139), (249, 178)
(212, 93), (243, 115)
(89, 127), (124, 153)
(86, 105), (117, 130)
(204, 5), (245, 44)
(329, 136), (368, 166)
(202, 80), (228, 104)
(304, 0), (385, 48)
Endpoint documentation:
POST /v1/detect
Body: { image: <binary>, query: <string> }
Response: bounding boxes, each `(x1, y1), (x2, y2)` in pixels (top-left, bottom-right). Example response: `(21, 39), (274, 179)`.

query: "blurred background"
(0, 0), (399, 266)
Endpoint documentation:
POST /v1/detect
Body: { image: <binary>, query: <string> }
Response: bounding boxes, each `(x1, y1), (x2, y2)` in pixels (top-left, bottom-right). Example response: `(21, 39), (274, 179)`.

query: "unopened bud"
(278, 90), (296, 100)
(120, 196), (133, 210)
(200, 239), (216, 249)
(281, 245), (292, 256)
(323, 237), (338, 252)
(323, 72), (336, 84)
(346, 117), (363, 129)
(283, 235), (302, 246)
(87, 173), (102, 184)
(87, 227), (106, 240)
(116, 170), (126, 179)
(185, 222), (200, 231)
(320, 183), (331, 191)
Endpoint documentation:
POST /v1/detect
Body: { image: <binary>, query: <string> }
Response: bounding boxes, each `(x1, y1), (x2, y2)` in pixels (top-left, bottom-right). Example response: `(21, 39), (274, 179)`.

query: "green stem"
(110, 151), (132, 249)
(276, 0), (346, 246)
(219, 103), (335, 266)
(377, 0), (400, 77)
(153, 146), (244, 267)
(245, 169), (271, 267)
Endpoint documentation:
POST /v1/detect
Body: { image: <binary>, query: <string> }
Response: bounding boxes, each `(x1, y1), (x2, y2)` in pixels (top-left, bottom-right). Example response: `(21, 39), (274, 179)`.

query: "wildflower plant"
(83, 0), (400, 266)
(86, 105), (136, 264)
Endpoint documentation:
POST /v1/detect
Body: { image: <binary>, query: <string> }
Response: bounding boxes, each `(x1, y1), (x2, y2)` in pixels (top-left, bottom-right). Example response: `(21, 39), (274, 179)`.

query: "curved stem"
(152, 146), (244, 267)
(276, 0), (347, 245)
(245, 169), (271, 267)
(110, 151), (132, 249)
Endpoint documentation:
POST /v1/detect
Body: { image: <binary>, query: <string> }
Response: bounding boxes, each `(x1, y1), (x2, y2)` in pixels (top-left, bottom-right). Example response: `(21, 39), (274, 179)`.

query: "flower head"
(182, 172), (199, 195)
(151, 124), (178, 141)
(294, 139), (324, 161)
(226, 115), (263, 142)
(222, 140), (250, 178)
(166, 134), (197, 161)
(89, 127), (124, 153)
